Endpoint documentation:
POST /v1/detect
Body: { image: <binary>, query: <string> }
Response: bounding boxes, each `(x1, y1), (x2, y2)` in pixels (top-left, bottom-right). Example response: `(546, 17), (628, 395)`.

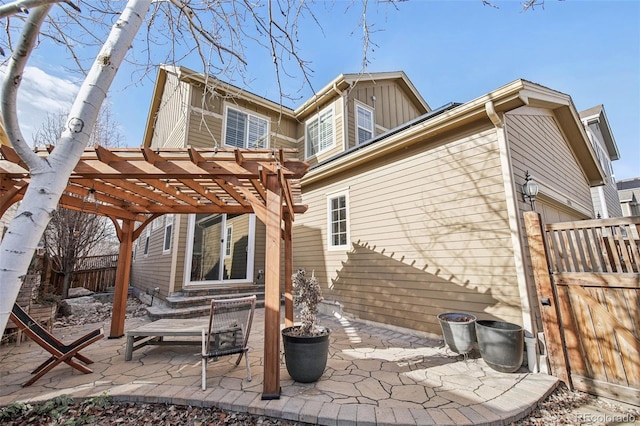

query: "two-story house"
(132, 65), (605, 341)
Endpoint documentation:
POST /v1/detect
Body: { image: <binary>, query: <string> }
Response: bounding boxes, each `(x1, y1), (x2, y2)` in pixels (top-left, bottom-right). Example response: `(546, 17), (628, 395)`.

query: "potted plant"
(437, 312), (477, 355)
(281, 269), (330, 383)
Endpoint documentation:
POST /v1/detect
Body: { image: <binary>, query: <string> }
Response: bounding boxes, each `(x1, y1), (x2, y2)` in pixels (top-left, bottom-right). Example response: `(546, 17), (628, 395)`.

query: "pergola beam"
(0, 146), (309, 399)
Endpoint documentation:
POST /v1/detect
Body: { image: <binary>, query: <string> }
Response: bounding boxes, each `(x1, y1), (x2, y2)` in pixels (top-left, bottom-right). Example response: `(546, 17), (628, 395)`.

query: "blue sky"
(5, 0), (640, 180)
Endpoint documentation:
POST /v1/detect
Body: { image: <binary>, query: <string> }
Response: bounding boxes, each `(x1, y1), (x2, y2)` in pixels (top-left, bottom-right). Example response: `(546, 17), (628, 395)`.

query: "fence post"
(524, 211), (572, 388)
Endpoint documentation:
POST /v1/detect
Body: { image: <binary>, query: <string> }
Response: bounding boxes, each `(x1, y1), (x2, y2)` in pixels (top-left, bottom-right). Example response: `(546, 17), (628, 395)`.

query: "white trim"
(190, 106), (224, 120)
(305, 105), (336, 159)
(168, 214), (181, 294)
(326, 188), (350, 251)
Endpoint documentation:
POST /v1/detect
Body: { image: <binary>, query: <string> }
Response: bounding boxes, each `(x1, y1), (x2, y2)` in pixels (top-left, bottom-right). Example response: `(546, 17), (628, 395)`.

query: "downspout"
(485, 101), (539, 370)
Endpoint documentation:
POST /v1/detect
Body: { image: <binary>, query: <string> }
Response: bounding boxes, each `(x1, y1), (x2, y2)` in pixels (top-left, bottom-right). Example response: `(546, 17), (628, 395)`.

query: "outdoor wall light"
(521, 171), (539, 209)
(86, 188), (96, 202)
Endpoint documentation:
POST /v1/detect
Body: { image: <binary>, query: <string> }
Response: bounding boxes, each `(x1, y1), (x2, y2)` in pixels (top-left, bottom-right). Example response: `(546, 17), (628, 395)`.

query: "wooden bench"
(124, 318), (240, 361)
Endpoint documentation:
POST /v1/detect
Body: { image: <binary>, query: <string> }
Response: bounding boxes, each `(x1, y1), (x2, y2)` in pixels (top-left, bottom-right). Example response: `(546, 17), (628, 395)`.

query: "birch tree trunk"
(0, 0), (152, 336)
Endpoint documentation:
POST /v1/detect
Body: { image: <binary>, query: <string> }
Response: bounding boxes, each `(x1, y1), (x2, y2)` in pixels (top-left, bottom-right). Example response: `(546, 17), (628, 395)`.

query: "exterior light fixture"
(86, 188), (96, 202)
(521, 171), (539, 209)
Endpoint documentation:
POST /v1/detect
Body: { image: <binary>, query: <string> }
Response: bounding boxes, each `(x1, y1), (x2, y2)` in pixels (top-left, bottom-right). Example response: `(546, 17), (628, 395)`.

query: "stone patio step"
(146, 286), (266, 320)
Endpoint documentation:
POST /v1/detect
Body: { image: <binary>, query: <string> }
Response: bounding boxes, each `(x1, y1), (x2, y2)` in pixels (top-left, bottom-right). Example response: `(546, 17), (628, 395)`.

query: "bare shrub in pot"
(281, 269), (330, 382)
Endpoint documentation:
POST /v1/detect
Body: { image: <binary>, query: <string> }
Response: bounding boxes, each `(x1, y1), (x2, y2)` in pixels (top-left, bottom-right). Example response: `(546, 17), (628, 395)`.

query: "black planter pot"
(475, 320), (524, 373)
(437, 312), (477, 355)
(282, 326), (330, 383)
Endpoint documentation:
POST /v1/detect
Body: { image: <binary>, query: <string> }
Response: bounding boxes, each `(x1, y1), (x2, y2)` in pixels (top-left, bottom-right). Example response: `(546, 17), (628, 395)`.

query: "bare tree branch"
(0, 0), (79, 20)
(1, 4), (51, 168)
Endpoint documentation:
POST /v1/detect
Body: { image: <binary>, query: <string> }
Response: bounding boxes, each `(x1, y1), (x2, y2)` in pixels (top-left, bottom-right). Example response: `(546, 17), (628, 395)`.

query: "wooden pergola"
(0, 145), (308, 399)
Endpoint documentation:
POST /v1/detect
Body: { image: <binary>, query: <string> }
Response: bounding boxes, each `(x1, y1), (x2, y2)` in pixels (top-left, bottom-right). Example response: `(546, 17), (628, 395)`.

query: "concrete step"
(146, 298), (266, 320)
(145, 285), (266, 320)
(165, 291), (264, 309)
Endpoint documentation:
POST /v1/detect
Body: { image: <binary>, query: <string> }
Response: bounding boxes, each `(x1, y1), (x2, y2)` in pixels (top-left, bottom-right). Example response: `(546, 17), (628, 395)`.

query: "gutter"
(304, 79), (529, 186)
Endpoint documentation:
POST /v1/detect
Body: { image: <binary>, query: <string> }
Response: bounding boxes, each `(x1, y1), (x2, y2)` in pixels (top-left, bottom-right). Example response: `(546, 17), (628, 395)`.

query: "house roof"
(144, 66), (433, 150)
(304, 79), (606, 187)
(143, 65), (296, 148)
(294, 71), (431, 118)
(579, 104), (620, 160)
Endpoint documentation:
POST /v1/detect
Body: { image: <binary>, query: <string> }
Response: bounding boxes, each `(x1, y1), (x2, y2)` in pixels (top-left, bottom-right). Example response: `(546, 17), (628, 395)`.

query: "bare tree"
(35, 107), (120, 299)
(44, 208), (116, 298)
(33, 102), (124, 150)
(0, 0), (547, 335)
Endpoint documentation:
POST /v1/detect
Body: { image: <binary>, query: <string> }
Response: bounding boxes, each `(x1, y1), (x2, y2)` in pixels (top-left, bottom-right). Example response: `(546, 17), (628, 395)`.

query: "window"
(224, 107), (269, 148)
(225, 225), (232, 257)
(152, 216), (162, 230)
(306, 107), (334, 157)
(143, 227), (150, 256)
(356, 103), (374, 144)
(163, 214), (174, 253)
(185, 213), (256, 284)
(327, 190), (349, 249)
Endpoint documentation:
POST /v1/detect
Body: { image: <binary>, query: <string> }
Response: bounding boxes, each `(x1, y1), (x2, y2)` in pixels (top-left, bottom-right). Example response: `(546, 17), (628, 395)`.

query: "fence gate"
(525, 213), (640, 405)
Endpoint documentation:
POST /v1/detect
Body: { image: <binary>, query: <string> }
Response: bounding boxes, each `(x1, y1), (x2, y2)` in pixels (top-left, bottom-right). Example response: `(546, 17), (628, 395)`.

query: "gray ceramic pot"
(476, 320), (524, 373)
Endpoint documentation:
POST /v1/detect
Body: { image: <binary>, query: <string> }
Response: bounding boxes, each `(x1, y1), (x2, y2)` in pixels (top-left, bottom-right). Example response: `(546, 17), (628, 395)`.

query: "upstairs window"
(306, 107), (334, 157)
(356, 103), (374, 144)
(225, 107), (269, 148)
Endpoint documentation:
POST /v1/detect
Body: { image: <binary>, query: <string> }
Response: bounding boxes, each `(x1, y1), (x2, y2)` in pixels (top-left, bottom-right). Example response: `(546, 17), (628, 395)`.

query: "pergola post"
(109, 219), (134, 338)
(284, 213), (293, 327)
(262, 173), (282, 399)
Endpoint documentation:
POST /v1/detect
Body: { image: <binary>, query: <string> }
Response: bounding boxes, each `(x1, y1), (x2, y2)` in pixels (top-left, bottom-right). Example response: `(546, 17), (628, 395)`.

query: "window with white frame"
(152, 216), (162, 230)
(327, 190), (349, 249)
(224, 106), (269, 149)
(306, 107), (334, 157)
(143, 227), (151, 256)
(224, 225), (233, 257)
(163, 214), (174, 253)
(356, 103), (374, 144)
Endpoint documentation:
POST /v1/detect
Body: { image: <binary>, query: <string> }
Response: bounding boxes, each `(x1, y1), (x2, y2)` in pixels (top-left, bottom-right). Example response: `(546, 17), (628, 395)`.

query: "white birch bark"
(0, 0), (153, 336)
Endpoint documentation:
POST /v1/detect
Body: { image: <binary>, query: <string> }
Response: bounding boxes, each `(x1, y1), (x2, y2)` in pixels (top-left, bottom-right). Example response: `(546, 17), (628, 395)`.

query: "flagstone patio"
(0, 308), (559, 425)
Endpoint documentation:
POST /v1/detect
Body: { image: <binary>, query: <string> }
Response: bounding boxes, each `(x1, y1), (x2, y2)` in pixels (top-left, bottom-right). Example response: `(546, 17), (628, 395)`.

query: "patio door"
(185, 213), (255, 285)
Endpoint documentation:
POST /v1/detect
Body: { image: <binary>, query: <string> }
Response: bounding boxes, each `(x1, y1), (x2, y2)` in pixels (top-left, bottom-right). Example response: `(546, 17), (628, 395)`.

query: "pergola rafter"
(0, 144), (308, 399)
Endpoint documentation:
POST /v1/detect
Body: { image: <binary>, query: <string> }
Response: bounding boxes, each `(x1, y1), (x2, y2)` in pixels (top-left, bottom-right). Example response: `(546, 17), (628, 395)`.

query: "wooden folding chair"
(9, 303), (104, 387)
(201, 295), (256, 390)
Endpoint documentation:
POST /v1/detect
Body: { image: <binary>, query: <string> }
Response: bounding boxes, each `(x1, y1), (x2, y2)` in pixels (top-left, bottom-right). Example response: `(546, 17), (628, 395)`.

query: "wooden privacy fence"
(43, 254), (119, 294)
(525, 213), (640, 404)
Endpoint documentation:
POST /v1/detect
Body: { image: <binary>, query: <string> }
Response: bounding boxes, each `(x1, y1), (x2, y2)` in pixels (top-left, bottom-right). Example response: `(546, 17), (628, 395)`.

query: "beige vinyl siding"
(596, 181), (623, 217)
(253, 221), (266, 285)
(171, 216), (189, 292)
(294, 126), (522, 335)
(130, 217), (174, 299)
(187, 86), (298, 150)
(188, 112), (222, 148)
(151, 74), (189, 148)
(506, 108), (594, 215)
(505, 107), (595, 333)
(346, 80), (425, 149)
